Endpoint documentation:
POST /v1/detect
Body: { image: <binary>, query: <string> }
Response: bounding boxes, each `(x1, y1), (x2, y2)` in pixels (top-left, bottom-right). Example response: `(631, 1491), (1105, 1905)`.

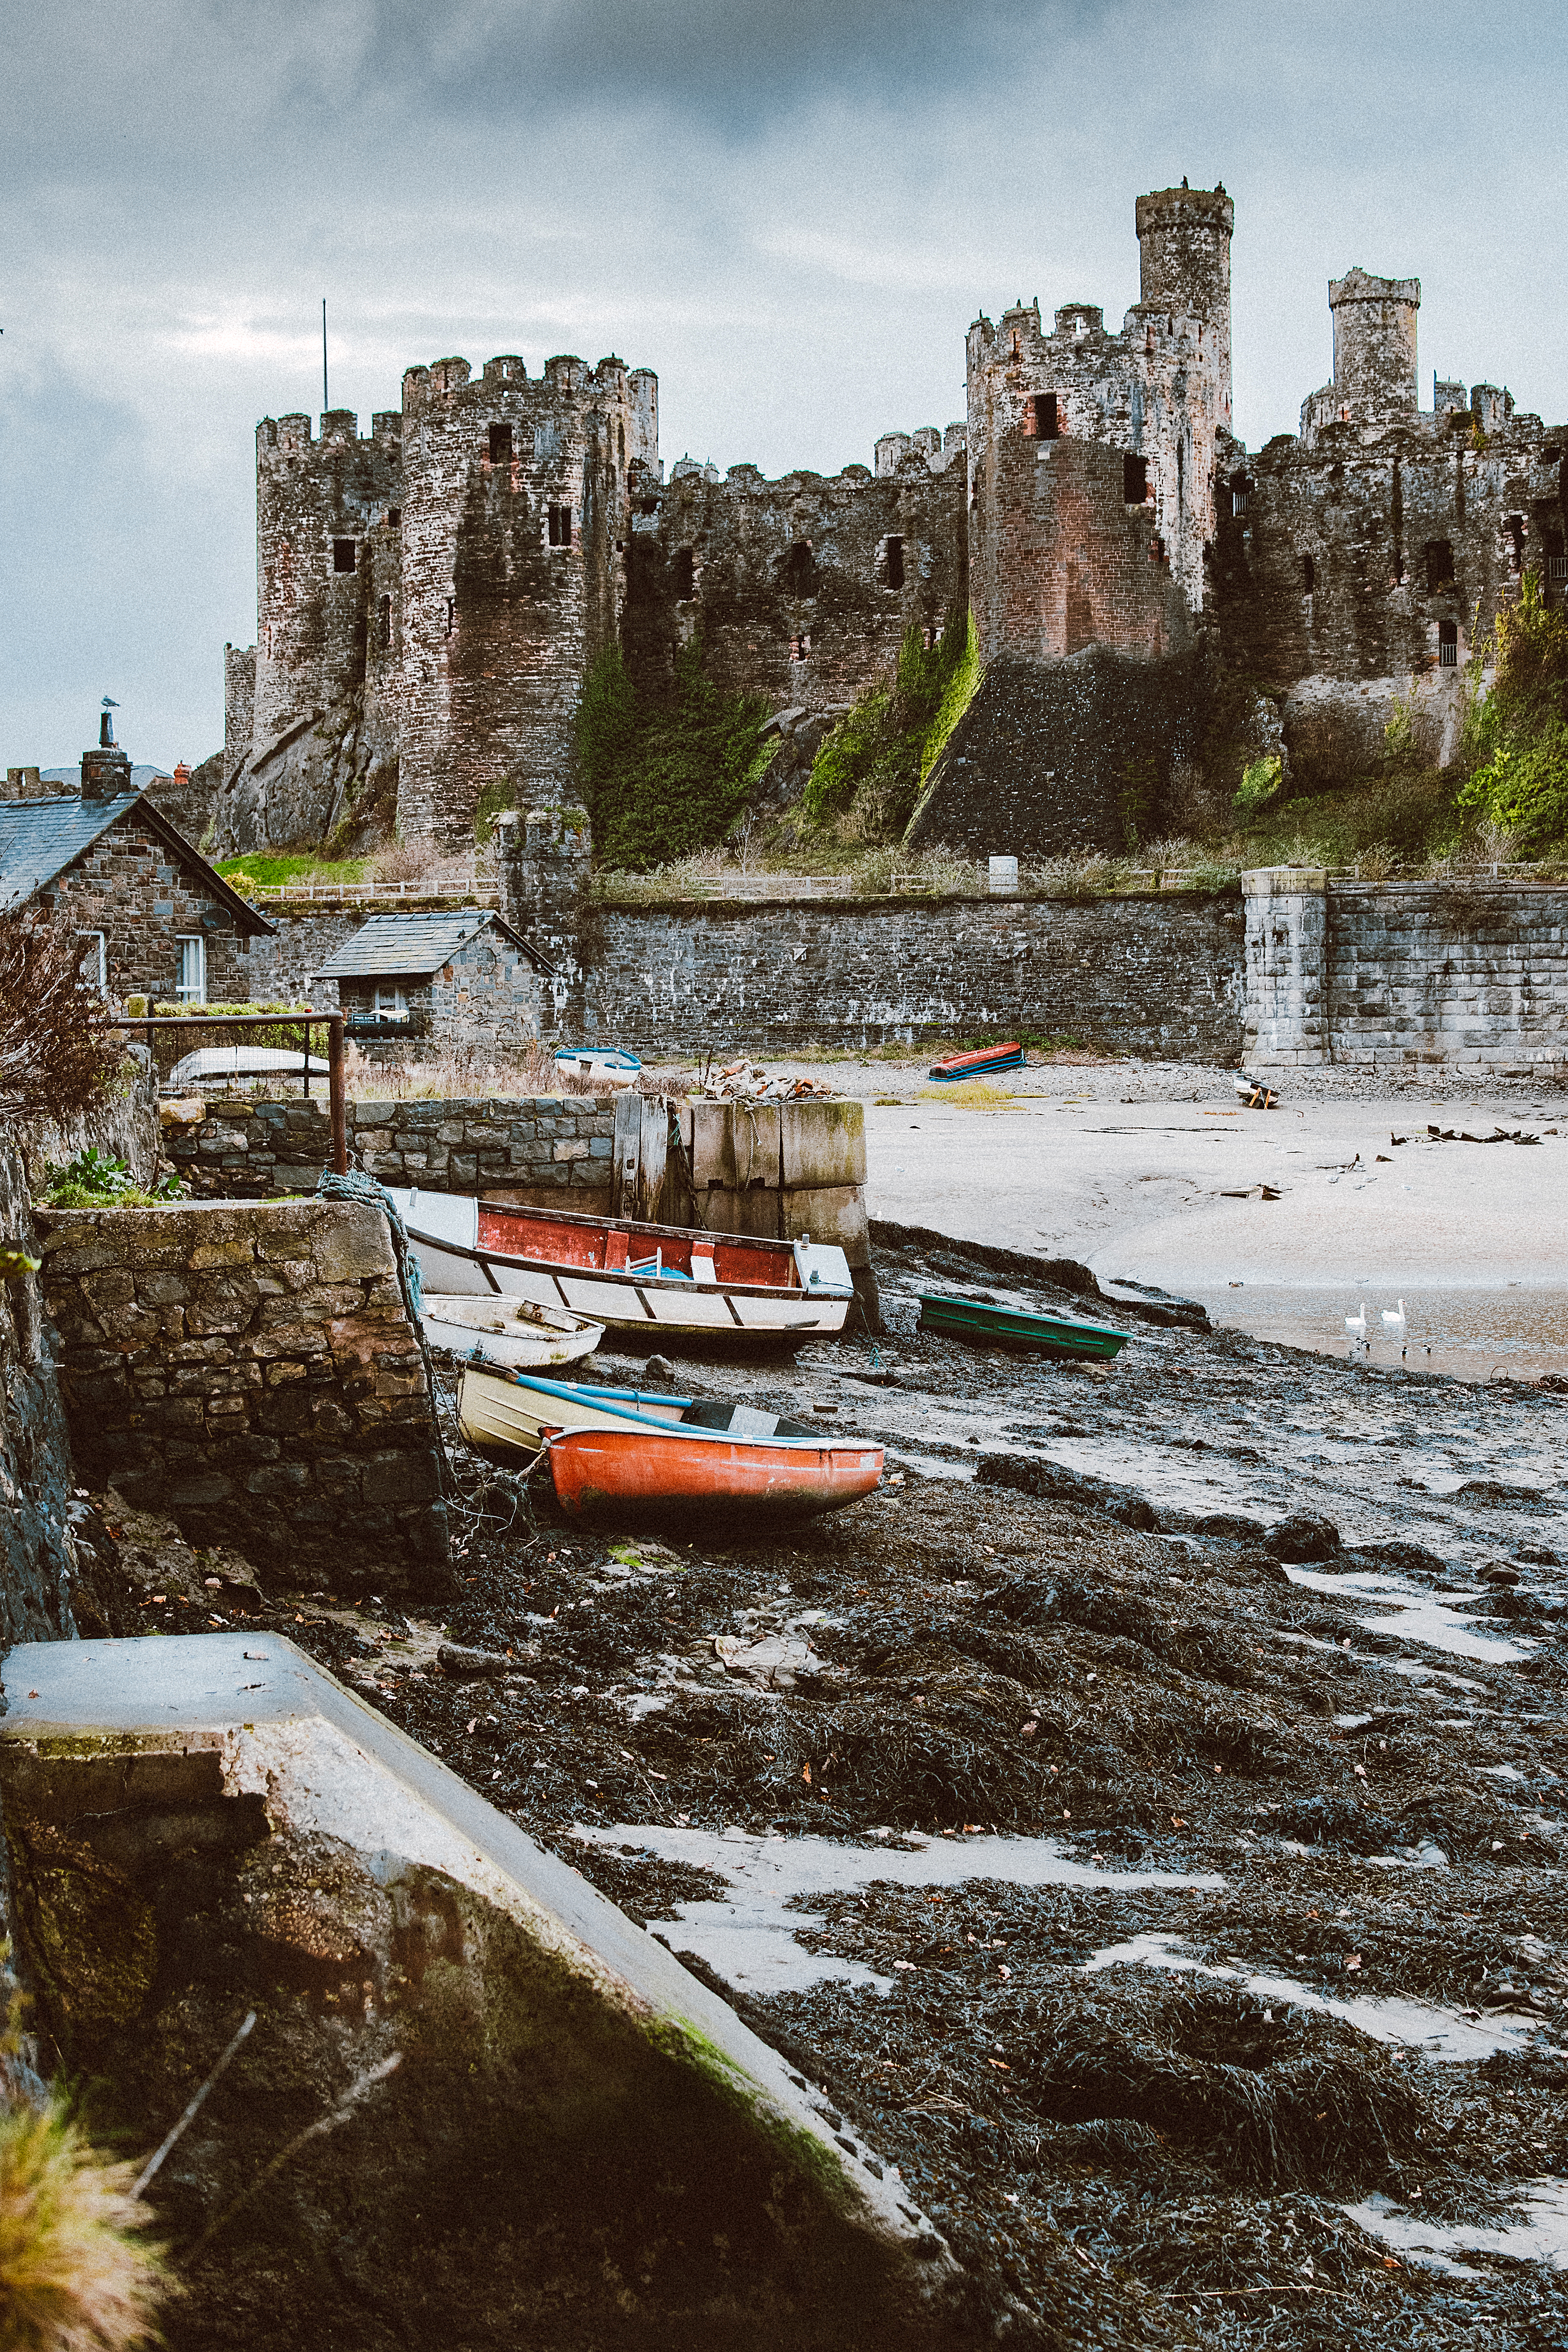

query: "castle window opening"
(1229, 476), (1248, 517)
(1439, 619), (1459, 667)
(174, 936), (207, 1007)
(884, 536), (905, 590)
(548, 504), (573, 548)
(489, 422), (513, 465)
(378, 595), (392, 651)
(388, 508), (401, 530)
(674, 548), (696, 601)
(1149, 534), (1166, 565)
(1425, 539), (1456, 592)
(1506, 515), (1525, 572)
(789, 632), (812, 663)
(1123, 453), (1148, 505)
(1302, 553), (1316, 595)
(782, 540), (818, 599)
(1546, 529), (1568, 585)
(1032, 392), (1059, 440)
(445, 598), (455, 638)
(333, 538), (357, 573)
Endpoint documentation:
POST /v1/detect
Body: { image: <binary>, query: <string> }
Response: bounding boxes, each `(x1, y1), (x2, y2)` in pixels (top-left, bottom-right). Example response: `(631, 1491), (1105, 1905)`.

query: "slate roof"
(313, 908), (546, 979)
(0, 790), (274, 935)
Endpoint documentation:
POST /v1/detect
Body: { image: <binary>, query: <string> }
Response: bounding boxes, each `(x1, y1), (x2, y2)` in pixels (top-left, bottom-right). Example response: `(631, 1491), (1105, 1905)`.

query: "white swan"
(1344, 1301), (1367, 1339)
(1382, 1299), (1408, 1338)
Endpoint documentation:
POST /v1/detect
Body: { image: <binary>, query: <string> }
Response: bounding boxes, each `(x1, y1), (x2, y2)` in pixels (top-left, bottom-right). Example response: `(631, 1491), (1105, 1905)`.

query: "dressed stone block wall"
(35, 1199), (449, 1597)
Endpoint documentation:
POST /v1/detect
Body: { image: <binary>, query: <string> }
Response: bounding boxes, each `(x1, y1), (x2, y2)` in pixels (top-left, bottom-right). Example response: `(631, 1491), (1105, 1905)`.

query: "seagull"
(1381, 1300), (1407, 1337)
(1345, 1301), (1367, 1340)
(101, 696), (119, 709)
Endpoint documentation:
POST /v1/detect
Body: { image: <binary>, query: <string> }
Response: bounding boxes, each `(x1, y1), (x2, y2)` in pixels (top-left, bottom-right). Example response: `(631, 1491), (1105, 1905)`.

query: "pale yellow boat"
(458, 1367), (688, 1459)
(420, 1294), (603, 1371)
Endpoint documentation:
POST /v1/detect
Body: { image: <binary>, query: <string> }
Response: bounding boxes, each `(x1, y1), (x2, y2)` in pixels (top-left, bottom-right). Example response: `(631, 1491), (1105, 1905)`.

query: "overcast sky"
(3, 0), (1564, 772)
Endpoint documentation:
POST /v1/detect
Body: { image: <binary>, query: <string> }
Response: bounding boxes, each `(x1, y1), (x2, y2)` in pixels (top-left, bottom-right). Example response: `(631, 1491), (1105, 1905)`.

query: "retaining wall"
(35, 1198), (450, 1597)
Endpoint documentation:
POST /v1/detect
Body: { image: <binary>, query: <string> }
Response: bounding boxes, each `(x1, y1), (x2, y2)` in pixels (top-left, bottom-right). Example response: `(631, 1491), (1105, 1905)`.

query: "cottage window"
(548, 504), (573, 547)
(1425, 539), (1456, 591)
(373, 985), (409, 1024)
(884, 536), (905, 590)
(1032, 393), (1059, 440)
(1439, 619), (1459, 667)
(333, 538), (357, 573)
(489, 422), (513, 464)
(674, 548), (696, 600)
(1123, 453), (1148, 505)
(175, 936), (207, 1006)
(378, 595), (392, 650)
(77, 932), (107, 997)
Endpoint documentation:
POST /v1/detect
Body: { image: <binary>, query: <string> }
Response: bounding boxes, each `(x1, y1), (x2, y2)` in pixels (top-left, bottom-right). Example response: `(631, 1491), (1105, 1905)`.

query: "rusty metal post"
(328, 1014), (347, 1174)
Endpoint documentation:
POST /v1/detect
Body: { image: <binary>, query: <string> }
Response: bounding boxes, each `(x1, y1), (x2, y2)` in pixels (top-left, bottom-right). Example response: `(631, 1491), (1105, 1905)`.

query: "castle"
(216, 183), (1564, 857)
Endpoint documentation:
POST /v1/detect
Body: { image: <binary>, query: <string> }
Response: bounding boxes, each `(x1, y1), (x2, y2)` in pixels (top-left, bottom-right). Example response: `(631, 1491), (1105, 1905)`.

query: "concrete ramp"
(0, 1636), (987, 2349)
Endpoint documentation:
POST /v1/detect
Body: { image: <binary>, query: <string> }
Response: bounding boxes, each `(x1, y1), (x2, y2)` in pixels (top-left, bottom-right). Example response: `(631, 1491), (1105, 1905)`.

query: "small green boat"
(917, 1290), (1133, 1361)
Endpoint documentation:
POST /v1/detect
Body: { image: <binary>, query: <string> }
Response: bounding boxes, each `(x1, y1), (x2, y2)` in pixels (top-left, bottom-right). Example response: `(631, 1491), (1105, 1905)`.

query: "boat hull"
(458, 1367), (690, 1456)
(926, 1043), (1026, 1082)
(419, 1295), (603, 1371)
(917, 1291), (1132, 1360)
(388, 1188), (854, 1340)
(547, 1426), (884, 1524)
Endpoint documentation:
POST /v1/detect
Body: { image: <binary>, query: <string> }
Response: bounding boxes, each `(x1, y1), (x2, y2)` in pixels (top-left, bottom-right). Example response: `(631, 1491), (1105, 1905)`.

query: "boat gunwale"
(460, 1368), (876, 1453)
(916, 1289), (1133, 1343)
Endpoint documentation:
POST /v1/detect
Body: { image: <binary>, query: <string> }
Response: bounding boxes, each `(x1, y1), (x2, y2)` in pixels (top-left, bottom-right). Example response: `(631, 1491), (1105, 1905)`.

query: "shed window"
(175, 936), (207, 1006)
(378, 594), (392, 650)
(1439, 619), (1459, 667)
(1425, 539), (1456, 591)
(333, 538), (357, 573)
(1123, 453), (1148, 505)
(674, 548), (696, 600)
(77, 932), (107, 997)
(1302, 554), (1316, 595)
(373, 985), (409, 1023)
(489, 422), (513, 464)
(884, 536), (905, 590)
(1032, 392), (1059, 440)
(548, 504), (573, 547)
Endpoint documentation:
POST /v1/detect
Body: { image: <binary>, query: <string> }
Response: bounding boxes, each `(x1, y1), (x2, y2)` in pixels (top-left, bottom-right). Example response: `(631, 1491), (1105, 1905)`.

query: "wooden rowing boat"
(555, 1046), (642, 1087)
(917, 1291), (1133, 1360)
(457, 1367), (821, 1457)
(546, 1425), (885, 1524)
(419, 1294), (603, 1371)
(926, 1042), (1026, 1082)
(387, 1188), (855, 1339)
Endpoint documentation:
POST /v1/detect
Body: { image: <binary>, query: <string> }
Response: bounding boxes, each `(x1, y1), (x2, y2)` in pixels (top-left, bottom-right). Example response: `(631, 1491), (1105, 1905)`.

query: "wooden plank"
(780, 1100), (866, 1189)
(638, 1098), (669, 1223)
(612, 1092), (642, 1219)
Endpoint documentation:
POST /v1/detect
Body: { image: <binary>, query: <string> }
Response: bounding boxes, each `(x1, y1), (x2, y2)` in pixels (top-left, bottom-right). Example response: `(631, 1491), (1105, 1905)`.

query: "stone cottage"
(0, 720), (274, 1001)
(311, 909), (550, 1052)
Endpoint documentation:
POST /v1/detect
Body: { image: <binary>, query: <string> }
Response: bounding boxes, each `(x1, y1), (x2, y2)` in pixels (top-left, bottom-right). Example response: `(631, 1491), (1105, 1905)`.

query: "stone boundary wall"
(35, 1199), (450, 1598)
(161, 1094), (618, 1206)
(576, 893), (1247, 1056)
(1242, 868), (1568, 1068)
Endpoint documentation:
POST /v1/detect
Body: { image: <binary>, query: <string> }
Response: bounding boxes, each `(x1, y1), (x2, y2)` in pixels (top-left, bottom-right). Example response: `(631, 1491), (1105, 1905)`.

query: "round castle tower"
(1329, 267), (1420, 415)
(1135, 183), (1234, 414)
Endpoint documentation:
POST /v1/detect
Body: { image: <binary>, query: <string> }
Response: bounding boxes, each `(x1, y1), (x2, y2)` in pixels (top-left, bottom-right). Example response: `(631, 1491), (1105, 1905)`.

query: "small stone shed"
(0, 733), (274, 1002)
(312, 909), (550, 1051)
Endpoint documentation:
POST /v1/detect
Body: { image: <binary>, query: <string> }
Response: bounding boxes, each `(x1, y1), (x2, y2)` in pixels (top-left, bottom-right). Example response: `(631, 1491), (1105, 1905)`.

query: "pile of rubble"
(690, 1059), (841, 1103)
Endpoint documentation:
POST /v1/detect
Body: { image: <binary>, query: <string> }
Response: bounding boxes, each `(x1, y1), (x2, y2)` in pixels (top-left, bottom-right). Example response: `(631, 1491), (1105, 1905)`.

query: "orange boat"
(546, 1423), (885, 1524)
(926, 1042), (1026, 1082)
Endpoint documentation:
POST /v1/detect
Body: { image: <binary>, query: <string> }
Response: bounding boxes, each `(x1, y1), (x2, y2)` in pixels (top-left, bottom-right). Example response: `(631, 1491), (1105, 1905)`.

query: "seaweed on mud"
(1015, 1978), (1426, 2190)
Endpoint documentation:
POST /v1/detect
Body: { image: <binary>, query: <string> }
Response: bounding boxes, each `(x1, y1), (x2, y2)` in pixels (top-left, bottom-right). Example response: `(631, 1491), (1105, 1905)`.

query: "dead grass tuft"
(0, 2098), (164, 2350)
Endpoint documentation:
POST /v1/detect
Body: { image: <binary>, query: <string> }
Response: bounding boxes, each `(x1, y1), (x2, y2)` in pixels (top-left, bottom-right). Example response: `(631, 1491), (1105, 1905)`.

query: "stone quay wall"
(576, 891), (1248, 1057)
(1243, 868), (1568, 1068)
(161, 1094), (619, 1208)
(35, 1198), (450, 1598)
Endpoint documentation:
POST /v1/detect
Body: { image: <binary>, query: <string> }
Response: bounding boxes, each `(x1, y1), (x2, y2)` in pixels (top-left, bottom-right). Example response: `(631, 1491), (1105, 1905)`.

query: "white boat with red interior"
(388, 1188), (855, 1340)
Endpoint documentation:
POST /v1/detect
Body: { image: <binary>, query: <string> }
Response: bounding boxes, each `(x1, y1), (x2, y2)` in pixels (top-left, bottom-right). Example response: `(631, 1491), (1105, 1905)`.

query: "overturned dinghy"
(419, 1293), (603, 1371)
(926, 1042), (1026, 1082)
(918, 1290), (1133, 1361)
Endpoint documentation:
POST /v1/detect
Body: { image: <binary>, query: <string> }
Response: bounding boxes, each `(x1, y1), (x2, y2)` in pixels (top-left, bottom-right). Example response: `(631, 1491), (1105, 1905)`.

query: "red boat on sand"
(546, 1422), (885, 1524)
(926, 1043), (1026, 1083)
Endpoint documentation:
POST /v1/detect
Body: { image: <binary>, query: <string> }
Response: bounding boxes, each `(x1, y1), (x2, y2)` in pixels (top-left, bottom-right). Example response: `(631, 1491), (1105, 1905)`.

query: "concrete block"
(0, 1637), (969, 2352)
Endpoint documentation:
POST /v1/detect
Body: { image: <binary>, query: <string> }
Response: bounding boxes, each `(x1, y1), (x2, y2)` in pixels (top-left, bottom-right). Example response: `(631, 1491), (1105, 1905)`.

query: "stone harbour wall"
(579, 891), (1247, 1057)
(161, 1093), (619, 1207)
(35, 1198), (450, 1597)
(0, 1137), (76, 1644)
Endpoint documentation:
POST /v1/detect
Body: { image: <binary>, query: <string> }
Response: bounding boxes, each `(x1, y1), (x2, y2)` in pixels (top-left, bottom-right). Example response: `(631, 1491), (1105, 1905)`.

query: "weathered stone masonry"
(36, 1199), (450, 1598)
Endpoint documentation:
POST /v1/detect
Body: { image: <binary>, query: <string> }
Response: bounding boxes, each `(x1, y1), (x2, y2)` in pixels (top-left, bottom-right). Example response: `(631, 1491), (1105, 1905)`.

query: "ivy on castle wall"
(804, 607), (979, 845)
(574, 640), (774, 869)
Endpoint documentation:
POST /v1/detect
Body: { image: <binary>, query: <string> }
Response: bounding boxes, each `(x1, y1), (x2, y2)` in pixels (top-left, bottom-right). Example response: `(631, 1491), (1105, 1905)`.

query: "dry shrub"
(0, 2097), (164, 2350)
(368, 839), (483, 893)
(345, 1038), (597, 1102)
(0, 913), (120, 1130)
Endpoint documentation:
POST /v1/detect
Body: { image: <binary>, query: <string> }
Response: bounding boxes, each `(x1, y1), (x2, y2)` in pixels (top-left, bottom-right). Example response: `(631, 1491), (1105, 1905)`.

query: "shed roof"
(312, 908), (546, 979)
(0, 791), (274, 936)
